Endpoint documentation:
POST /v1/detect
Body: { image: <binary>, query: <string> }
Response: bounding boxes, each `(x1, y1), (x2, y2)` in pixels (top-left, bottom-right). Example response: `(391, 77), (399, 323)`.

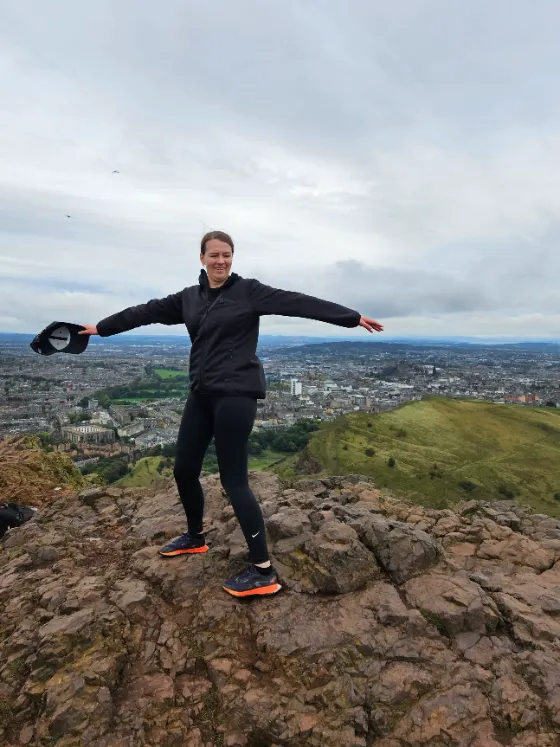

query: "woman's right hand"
(79, 324), (99, 335)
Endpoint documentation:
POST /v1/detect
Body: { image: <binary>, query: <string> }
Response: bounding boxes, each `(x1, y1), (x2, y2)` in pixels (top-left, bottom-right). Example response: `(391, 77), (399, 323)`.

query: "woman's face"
(201, 239), (233, 286)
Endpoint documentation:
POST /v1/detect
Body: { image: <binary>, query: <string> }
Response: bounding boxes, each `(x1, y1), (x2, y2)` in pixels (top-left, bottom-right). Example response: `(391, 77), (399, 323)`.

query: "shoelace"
(235, 566), (260, 584)
(166, 533), (190, 547)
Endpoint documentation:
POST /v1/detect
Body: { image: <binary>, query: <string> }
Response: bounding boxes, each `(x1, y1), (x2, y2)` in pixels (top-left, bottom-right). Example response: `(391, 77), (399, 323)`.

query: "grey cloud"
(256, 250), (560, 323)
(2, 1), (560, 337)
(261, 260), (496, 319)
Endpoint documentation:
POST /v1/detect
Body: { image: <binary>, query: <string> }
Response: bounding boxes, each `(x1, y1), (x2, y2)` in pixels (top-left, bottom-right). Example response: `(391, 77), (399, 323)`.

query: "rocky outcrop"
(1, 472), (560, 746)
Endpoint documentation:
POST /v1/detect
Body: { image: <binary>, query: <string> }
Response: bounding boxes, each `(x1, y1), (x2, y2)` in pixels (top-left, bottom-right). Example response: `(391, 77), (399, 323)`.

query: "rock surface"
(1, 470), (560, 746)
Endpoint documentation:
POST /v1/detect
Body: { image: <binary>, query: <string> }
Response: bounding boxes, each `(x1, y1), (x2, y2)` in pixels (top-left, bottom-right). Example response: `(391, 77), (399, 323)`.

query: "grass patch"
(154, 368), (187, 379)
(248, 450), (287, 471)
(420, 609), (448, 637)
(0, 700), (14, 728)
(115, 450), (288, 486)
(191, 683), (224, 746)
(200, 687), (220, 721)
(5, 656), (27, 678)
(115, 457), (171, 487)
(275, 396), (560, 517)
(5, 548), (26, 560)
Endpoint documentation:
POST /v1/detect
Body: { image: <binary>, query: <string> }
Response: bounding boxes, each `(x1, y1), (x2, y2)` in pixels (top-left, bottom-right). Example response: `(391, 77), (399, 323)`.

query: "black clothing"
(173, 392), (268, 563)
(97, 271), (361, 564)
(254, 564), (274, 575)
(0, 502), (33, 539)
(97, 271), (360, 399)
(0, 507), (20, 539)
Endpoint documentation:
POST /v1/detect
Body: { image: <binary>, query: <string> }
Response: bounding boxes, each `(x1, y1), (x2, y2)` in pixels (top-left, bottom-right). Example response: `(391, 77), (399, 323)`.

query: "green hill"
(275, 397), (560, 517)
(115, 457), (171, 487)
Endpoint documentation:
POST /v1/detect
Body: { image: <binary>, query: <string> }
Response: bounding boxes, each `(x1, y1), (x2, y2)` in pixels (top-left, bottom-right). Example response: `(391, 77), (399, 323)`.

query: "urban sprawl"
(1, 335), (559, 469)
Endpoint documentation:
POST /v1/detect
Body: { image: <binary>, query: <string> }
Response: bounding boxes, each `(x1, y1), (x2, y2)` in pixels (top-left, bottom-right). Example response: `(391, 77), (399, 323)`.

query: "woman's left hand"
(359, 316), (384, 333)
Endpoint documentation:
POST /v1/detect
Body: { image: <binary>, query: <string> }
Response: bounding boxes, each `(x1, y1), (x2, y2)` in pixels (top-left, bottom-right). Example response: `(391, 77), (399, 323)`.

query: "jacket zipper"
(198, 295), (210, 388)
(197, 291), (222, 388)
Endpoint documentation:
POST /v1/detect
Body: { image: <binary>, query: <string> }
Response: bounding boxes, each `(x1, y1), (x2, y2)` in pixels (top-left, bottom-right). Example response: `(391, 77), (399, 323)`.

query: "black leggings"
(173, 392), (269, 564)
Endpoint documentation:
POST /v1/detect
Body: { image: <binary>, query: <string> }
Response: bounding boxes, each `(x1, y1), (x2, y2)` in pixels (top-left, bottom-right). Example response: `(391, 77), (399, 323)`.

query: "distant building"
(108, 405), (132, 425)
(117, 422), (145, 439)
(324, 381), (339, 393)
(90, 411), (113, 426)
(290, 379), (302, 396)
(61, 424), (115, 444)
(504, 394), (542, 404)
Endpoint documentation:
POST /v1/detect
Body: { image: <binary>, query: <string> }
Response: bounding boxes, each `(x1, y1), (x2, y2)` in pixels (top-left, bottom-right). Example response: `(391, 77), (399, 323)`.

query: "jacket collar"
(198, 269), (240, 290)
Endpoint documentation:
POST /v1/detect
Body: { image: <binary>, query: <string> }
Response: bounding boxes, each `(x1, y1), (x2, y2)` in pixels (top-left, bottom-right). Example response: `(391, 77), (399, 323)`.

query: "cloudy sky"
(1, 0), (560, 340)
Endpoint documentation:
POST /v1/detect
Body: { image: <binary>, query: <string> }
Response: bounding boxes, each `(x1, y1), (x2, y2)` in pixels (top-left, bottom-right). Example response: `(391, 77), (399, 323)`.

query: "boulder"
(404, 571), (501, 636)
(272, 518), (379, 594)
(357, 516), (440, 583)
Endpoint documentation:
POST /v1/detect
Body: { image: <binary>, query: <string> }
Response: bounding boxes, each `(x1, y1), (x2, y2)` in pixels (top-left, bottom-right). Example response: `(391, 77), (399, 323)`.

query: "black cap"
(30, 322), (90, 356)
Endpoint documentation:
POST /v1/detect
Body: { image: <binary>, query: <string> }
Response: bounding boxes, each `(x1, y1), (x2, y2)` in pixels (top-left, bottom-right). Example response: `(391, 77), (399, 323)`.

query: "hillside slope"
(115, 456), (173, 487)
(0, 435), (85, 507)
(1, 471), (560, 746)
(276, 397), (560, 517)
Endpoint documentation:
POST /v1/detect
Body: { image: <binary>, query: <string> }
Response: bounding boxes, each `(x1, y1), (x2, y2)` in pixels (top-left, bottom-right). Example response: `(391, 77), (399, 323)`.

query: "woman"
(79, 231), (383, 597)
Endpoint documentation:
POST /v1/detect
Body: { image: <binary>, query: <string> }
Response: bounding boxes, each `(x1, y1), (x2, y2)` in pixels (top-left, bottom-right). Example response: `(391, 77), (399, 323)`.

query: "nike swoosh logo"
(252, 532), (260, 538)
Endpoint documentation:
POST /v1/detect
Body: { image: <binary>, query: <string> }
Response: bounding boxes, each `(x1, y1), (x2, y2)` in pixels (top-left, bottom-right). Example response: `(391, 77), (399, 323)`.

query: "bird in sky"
(65, 214), (72, 218)
(112, 170), (119, 174)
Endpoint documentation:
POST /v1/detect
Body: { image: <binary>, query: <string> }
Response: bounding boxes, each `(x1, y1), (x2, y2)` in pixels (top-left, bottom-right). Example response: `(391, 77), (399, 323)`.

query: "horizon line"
(1, 331), (559, 344)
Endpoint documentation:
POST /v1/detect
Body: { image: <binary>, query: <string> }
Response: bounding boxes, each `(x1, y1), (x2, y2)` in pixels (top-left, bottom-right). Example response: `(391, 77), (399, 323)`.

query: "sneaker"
(159, 531), (208, 557)
(223, 565), (282, 598)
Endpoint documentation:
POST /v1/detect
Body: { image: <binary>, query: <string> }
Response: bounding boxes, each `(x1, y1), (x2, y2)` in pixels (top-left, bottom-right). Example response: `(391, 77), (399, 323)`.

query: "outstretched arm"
(247, 279), (383, 332)
(92, 291), (184, 337)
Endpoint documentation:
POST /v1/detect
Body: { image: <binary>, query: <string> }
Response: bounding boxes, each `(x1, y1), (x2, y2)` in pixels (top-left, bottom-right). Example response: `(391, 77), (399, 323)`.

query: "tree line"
(153, 419), (321, 472)
(249, 419), (320, 455)
(91, 375), (189, 407)
(74, 420), (321, 485)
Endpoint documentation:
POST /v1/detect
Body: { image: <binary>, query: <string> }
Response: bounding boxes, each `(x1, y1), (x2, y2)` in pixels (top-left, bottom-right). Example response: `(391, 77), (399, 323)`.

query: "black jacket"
(96, 272), (361, 399)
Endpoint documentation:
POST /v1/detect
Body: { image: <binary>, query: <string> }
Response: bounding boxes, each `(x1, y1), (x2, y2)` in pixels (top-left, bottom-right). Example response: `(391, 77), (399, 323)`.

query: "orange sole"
(159, 545), (209, 556)
(223, 582), (282, 598)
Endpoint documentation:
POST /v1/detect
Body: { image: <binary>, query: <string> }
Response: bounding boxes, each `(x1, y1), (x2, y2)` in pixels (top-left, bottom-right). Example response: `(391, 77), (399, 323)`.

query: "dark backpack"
(0, 502), (36, 539)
